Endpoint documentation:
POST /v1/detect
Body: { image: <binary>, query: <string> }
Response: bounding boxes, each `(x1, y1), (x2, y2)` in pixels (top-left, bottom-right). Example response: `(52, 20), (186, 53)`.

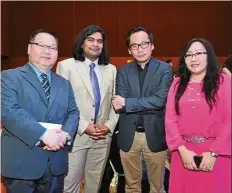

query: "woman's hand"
(199, 152), (217, 172)
(178, 145), (198, 171)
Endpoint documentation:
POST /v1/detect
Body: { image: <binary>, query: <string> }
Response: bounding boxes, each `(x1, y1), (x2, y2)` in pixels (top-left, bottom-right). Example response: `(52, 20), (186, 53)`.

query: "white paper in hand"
(39, 122), (62, 130)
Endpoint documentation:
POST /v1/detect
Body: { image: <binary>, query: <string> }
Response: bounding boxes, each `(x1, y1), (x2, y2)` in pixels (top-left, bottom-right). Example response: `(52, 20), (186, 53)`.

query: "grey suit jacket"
(1, 63), (79, 179)
(116, 57), (173, 152)
(56, 58), (119, 149)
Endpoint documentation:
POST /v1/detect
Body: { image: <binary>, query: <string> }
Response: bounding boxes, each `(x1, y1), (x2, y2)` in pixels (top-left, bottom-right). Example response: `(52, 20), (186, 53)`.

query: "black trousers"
(163, 168), (170, 193)
(4, 161), (64, 193)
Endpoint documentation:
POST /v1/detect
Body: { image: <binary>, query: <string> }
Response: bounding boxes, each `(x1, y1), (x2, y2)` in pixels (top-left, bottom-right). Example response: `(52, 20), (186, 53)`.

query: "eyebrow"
(130, 40), (150, 44)
(187, 48), (205, 52)
(86, 37), (103, 41)
(36, 41), (57, 46)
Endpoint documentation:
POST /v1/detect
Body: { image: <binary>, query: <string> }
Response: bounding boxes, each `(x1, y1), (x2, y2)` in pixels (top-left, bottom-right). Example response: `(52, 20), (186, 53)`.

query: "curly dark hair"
(175, 38), (221, 115)
(72, 25), (109, 65)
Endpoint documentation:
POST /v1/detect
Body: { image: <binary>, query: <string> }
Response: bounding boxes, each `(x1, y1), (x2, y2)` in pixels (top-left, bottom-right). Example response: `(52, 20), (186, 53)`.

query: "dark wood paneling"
(2, 1), (231, 60)
(95, 1), (120, 57)
(140, 2), (164, 56)
(7, 1), (75, 57)
(117, 1), (143, 56)
(1, 1), (9, 56)
(73, 2), (120, 57)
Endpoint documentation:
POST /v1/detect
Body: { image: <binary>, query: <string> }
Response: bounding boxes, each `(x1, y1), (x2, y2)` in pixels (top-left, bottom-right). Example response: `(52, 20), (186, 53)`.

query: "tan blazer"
(56, 58), (118, 149)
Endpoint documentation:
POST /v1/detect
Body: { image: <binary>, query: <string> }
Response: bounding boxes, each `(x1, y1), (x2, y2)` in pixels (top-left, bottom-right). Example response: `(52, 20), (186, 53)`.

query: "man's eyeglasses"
(185, 52), (207, 60)
(129, 41), (150, 50)
(30, 42), (58, 52)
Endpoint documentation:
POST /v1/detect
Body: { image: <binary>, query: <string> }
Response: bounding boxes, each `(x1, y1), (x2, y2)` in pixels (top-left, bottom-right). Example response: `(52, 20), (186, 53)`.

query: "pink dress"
(165, 74), (231, 193)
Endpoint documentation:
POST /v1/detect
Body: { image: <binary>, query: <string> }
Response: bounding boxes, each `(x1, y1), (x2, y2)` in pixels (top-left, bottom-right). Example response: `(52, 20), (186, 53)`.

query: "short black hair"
(29, 29), (58, 45)
(126, 27), (153, 47)
(72, 25), (109, 65)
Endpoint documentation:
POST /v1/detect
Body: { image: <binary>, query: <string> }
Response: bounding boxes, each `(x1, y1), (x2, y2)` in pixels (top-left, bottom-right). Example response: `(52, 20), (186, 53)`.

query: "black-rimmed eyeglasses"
(129, 41), (150, 50)
(185, 52), (207, 60)
(30, 42), (58, 52)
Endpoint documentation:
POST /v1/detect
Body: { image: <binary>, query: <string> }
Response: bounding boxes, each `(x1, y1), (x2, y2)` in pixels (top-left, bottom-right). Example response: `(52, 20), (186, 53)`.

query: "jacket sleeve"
(1, 70), (46, 148)
(56, 61), (88, 136)
(165, 79), (186, 151)
(115, 67), (127, 113)
(61, 80), (80, 142)
(209, 76), (231, 156)
(125, 67), (173, 113)
(104, 65), (119, 134)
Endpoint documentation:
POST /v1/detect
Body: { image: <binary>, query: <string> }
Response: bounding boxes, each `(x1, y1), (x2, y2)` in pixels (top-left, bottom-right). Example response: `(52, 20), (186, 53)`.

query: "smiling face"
(82, 32), (103, 61)
(185, 41), (208, 78)
(128, 31), (154, 66)
(28, 32), (58, 72)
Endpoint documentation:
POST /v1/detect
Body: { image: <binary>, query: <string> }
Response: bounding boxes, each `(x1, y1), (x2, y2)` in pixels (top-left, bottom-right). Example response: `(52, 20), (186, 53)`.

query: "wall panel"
(1, 1), (9, 56)
(1, 1), (231, 67)
(6, 1), (75, 57)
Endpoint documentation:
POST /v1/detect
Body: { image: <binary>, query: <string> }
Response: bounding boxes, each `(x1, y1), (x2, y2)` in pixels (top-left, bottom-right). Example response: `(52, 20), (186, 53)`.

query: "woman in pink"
(165, 38), (231, 193)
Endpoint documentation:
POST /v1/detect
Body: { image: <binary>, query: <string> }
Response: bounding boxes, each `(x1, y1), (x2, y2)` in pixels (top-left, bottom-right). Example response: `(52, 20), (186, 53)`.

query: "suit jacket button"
(93, 104), (95, 107)
(91, 118), (94, 121)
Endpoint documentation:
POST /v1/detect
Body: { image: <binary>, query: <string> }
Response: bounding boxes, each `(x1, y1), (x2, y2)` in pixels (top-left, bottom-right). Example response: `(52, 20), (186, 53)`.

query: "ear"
(128, 48), (132, 55)
(151, 44), (154, 51)
(27, 44), (31, 55)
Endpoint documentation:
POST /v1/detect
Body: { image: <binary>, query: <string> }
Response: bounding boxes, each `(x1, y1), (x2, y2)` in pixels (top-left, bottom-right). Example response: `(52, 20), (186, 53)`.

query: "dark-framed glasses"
(30, 42), (58, 52)
(129, 41), (150, 50)
(185, 52), (207, 60)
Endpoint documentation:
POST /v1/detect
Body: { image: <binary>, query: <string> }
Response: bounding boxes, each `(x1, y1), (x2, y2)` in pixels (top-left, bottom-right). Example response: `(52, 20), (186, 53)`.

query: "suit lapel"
(142, 58), (160, 94)
(20, 63), (48, 105)
(129, 62), (140, 96)
(75, 61), (94, 99)
(47, 72), (59, 111)
(100, 65), (110, 104)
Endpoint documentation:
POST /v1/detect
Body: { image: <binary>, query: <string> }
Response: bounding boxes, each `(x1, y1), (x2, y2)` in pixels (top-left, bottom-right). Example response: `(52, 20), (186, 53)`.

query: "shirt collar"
(85, 58), (99, 67)
(137, 60), (150, 71)
(29, 62), (51, 81)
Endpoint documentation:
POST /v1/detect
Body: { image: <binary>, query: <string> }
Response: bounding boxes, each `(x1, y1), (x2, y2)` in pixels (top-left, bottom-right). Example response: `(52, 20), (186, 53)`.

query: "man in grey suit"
(56, 25), (118, 193)
(113, 27), (173, 193)
(1, 29), (79, 193)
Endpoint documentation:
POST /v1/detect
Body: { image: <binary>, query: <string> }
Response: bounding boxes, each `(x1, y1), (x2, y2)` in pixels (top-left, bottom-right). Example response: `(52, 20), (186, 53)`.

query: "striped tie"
(41, 73), (50, 100)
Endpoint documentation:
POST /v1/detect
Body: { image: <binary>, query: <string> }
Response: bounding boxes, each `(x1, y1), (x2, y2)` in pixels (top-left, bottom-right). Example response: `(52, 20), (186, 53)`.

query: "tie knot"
(41, 73), (48, 80)
(90, 63), (96, 68)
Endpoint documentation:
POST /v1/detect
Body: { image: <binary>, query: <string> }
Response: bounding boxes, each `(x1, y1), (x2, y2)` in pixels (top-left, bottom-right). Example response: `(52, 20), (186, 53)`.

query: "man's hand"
(43, 131), (70, 151)
(84, 123), (96, 136)
(41, 129), (65, 151)
(90, 124), (110, 140)
(112, 95), (125, 110)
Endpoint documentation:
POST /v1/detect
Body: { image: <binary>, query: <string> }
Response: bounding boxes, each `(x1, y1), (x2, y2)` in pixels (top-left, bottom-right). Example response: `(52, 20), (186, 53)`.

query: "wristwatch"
(66, 134), (72, 146)
(210, 152), (218, 157)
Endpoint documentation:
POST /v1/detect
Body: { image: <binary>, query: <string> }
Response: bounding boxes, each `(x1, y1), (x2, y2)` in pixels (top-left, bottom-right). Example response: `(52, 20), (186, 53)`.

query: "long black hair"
(175, 38), (221, 115)
(72, 25), (110, 65)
